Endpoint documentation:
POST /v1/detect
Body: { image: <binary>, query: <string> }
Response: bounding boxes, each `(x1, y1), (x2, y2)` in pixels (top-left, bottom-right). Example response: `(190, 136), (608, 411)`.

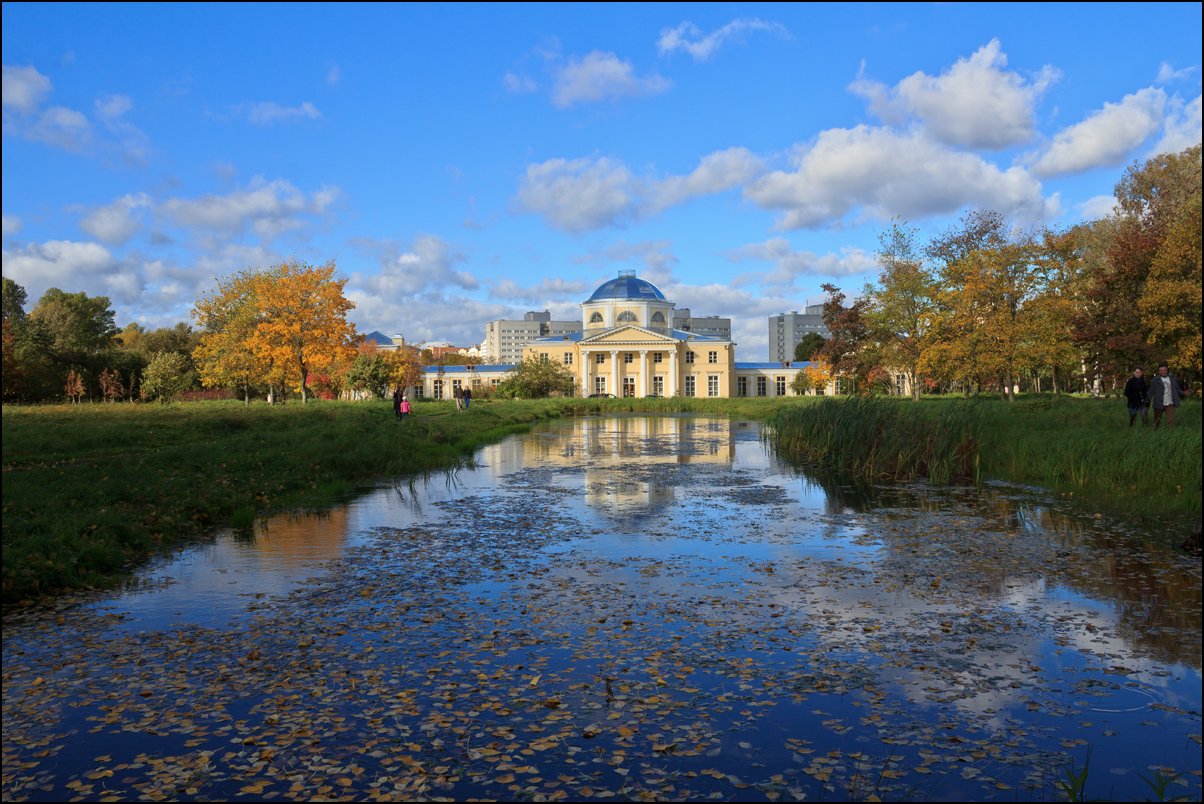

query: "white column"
(668, 350), (678, 397)
(639, 350), (649, 397)
(610, 350), (619, 396)
(581, 349), (590, 396)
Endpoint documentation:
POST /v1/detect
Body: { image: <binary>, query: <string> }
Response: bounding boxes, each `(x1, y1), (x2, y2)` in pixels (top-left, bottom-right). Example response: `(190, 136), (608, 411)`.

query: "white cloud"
(352, 234), (479, 298)
(503, 72), (538, 94)
(1, 240), (119, 302)
(520, 149), (764, 233)
(657, 18), (789, 61)
(94, 94), (150, 165)
(1030, 88), (1167, 176)
(728, 238), (877, 290)
(161, 178), (341, 240)
(1077, 194), (1119, 221)
(326, 64), (341, 86)
(747, 125), (1055, 229)
(551, 51), (671, 108)
(518, 157), (639, 233)
(80, 193), (152, 245)
(573, 240), (680, 279)
(650, 147), (764, 212)
(1, 214), (20, 239)
(1153, 93), (1202, 156)
(849, 39), (1059, 150)
(490, 277), (588, 304)
(1156, 62), (1198, 84)
(242, 101), (322, 126)
(2, 64), (53, 113)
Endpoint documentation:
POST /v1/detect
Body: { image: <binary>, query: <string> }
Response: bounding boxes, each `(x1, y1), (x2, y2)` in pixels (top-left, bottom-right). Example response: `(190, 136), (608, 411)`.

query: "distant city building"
(364, 331), (406, 350)
(769, 306), (830, 362)
(484, 310), (581, 364)
(672, 308), (732, 341)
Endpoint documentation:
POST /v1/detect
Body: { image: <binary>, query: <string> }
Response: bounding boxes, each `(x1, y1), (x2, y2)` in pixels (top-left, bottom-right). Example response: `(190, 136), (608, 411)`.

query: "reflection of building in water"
(486, 416), (736, 514)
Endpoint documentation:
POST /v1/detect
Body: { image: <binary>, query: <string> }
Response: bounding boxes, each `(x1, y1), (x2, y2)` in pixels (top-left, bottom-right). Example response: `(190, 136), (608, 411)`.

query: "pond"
(2, 415), (1200, 802)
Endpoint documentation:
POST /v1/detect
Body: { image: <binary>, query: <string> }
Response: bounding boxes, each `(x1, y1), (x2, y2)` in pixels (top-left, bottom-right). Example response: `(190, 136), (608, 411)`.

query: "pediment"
(580, 326), (678, 345)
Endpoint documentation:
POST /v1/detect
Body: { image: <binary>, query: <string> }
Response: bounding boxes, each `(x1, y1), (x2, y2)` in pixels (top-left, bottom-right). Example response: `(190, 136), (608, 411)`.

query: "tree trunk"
(300, 363), (309, 404)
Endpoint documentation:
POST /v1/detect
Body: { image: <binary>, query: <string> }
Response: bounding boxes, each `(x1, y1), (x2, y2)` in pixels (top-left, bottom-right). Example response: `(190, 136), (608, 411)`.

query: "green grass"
(6, 393), (1197, 604)
(771, 395), (1201, 525)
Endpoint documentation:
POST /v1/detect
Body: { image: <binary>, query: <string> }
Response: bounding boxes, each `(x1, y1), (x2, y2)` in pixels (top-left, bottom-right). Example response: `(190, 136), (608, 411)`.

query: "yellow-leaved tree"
(194, 260), (360, 403)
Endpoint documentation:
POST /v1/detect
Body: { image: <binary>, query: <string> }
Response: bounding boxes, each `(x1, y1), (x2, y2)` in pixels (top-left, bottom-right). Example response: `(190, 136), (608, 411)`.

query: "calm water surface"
(3, 415), (1200, 802)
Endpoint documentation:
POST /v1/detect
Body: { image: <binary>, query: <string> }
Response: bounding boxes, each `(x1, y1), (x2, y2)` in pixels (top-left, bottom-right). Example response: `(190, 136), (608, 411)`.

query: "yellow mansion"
(420, 271), (825, 399)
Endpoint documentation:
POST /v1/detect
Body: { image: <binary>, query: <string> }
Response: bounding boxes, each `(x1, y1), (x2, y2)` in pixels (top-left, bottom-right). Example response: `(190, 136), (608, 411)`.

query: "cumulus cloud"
(551, 51), (671, 108)
(351, 234), (479, 298)
(650, 147), (764, 212)
(80, 193), (152, 245)
(1153, 93), (1202, 156)
(1030, 88), (1167, 176)
(1, 239), (120, 302)
(519, 149), (764, 233)
(1077, 194), (1119, 221)
(657, 18), (789, 61)
(728, 238), (877, 290)
(490, 277), (588, 304)
(3, 64), (149, 162)
(518, 157), (639, 232)
(746, 125), (1055, 229)
(1156, 62), (1198, 84)
(161, 178), (341, 240)
(2, 64), (52, 113)
(573, 240), (680, 280)
(241, 101), (322, 126)
(849, 39), (1059, 150)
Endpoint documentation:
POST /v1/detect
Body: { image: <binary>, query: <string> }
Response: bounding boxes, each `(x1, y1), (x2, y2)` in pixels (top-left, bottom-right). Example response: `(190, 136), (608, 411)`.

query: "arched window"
(651, 311), (666, 324)
(617, 311), (637, 322)
(589, 311), (604, 323)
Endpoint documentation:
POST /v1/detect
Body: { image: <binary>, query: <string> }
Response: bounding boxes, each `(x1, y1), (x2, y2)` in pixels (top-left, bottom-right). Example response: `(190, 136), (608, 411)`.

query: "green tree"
(816, 283), (877, 395)
(793, 333), (827, 362)
(493, 356), (575, 398)
(867, 222), (937, 399)
(140, 351), (196, 403)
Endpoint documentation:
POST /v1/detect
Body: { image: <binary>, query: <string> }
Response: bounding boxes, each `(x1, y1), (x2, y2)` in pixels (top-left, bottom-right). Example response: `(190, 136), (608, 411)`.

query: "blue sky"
(2, 2), (1200, 360)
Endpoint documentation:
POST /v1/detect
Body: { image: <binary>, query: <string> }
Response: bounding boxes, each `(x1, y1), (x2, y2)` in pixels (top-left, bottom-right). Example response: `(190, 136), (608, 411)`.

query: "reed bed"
(770, 395), (1201, 522)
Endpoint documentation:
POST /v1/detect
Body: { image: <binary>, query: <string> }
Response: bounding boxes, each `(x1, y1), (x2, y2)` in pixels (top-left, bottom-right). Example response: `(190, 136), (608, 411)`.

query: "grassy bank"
(1, 398), (581, 603)
(771, 395), (1202, 524)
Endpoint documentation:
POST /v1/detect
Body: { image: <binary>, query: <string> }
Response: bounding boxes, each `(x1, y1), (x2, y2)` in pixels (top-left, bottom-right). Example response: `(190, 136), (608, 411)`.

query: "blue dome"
(587, 273), (667, 302)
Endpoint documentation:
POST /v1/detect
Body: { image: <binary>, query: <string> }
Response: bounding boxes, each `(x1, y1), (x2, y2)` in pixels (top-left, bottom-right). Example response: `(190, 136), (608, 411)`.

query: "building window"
(433, 380), (444, 400)
(653, 376), (664, 395)
(653, 352), (663, 363)
(623, 353), (633, 364)
(617, 311), (637, 323)
(651, 311), (666, 324)
(776, 376), (786, 396)
(684, 375), (696, 396)
(563, 353), (573, 366)
(707, 375), (720, 397)
(708, 351), (718, 364)
(685, 351), (695, 364)
(737, 376), (748, 397)
(594, 376), (607, 395)
(540, 353), (549, 362)
(623, 377), (636, 397)
(896, 374), (906, 395)
(589, 311), (604, 324)
(452, 380), (463, 394)
(757, 376), (767, 397)
(596, 353), (606, 365)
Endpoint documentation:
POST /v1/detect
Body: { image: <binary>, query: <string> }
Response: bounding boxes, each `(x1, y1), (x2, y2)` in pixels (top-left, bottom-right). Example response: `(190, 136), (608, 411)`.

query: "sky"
(2, 3), (1201, 360)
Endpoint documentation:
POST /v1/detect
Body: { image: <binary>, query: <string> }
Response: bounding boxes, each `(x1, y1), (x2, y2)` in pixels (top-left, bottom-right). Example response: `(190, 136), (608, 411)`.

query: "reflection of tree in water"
(778, 457), (1202, 670)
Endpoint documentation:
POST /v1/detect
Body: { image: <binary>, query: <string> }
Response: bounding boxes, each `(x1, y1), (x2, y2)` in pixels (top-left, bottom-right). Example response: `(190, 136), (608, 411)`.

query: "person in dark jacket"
(392, 386), (403, 419)
(1123, 367), (1148, 427)
(1149, 362), (1183, 429)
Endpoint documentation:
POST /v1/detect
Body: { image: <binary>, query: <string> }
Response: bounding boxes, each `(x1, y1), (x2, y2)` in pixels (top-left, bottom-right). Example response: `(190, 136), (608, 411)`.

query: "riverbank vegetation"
(771, 395), (1201, 524)
(5, 395), (1199, 604)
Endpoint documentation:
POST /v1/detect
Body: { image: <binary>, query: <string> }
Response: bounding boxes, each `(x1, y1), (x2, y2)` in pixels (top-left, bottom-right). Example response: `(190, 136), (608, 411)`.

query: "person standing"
(1123, 367), (1149, 427)
(1149, 362), (1182, 429)
(392, 386), (403, 419)
(463, 385), (472, 410)
(453, 384), (463, 412)
(400, 394), (411, 418)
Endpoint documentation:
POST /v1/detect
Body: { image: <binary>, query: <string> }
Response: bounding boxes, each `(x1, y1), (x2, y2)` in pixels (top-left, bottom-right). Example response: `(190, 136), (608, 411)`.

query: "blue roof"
(587, 274), (668, 302)
(364, 330), (394, 346)
(735, 362), (812, 370)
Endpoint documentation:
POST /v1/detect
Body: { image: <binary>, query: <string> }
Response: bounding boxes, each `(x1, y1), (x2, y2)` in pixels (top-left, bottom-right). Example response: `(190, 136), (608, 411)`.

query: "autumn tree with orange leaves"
(193, 261), (360, 403)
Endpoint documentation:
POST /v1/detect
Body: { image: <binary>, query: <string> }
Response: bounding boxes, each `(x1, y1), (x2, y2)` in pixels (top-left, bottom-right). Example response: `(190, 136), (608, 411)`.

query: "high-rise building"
(672, 308), (732, 341)
(484, 310), (581, 363)
(768, 306), (829, 362)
